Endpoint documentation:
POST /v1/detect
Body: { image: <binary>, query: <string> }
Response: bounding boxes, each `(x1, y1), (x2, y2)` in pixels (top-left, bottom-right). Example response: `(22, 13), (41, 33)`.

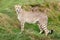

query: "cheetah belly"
(25, 16), (39, 23)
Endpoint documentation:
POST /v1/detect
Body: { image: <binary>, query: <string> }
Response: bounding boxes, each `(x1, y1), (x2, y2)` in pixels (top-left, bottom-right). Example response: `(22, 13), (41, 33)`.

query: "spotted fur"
(15, 5), (51, 36)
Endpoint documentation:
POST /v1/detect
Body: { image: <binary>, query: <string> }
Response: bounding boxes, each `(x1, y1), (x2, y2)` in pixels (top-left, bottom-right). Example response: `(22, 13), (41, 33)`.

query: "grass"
(0, 0), (60, 40)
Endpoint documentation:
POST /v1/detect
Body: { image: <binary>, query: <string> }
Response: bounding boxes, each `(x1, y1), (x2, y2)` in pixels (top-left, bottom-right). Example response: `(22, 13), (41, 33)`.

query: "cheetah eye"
(16, 9), (20, 13)
(17, 10), (18, 12)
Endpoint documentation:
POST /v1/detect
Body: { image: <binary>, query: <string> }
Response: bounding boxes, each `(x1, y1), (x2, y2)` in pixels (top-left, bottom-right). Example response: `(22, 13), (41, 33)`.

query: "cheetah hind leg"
(39, 30), (44, 34)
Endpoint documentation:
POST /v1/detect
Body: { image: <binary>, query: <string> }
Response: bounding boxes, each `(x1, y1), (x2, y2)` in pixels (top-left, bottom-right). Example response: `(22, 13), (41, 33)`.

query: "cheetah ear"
(14, 4), (22, 8)
(17, 5), (21, 8)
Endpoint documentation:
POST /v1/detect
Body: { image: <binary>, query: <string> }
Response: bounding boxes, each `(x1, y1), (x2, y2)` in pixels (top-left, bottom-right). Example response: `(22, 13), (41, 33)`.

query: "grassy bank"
(0, 0), (60, 40)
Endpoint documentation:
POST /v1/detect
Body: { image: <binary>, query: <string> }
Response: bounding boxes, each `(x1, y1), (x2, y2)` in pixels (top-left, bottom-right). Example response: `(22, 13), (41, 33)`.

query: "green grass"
(0, 0), (60, 40)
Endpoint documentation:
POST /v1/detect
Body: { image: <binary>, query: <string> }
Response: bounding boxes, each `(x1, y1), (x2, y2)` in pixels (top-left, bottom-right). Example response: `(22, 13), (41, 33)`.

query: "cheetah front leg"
(20, 22), (25, 34)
